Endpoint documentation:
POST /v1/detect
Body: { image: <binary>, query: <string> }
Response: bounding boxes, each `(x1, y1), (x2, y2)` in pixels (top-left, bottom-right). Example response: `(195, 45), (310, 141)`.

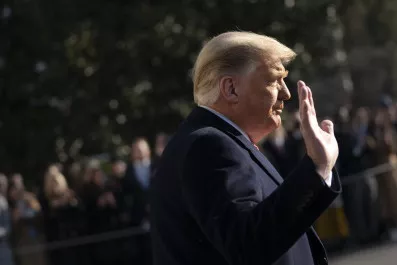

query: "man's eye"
(266, 80), (278, 87)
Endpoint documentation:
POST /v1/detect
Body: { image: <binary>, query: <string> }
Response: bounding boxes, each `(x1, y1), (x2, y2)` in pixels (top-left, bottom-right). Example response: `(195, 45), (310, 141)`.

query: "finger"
(298, 82), (309, 121)
(297, 81), (307, 105)
(299, 87), (306, 121)
(298, 80), (306, 88)
(307, 86), (314, 108)
(301, 100), (315, 126)
(320, 120), (334, 135)
(297, 80), (306, 102)
(306, 86), (317, 118)
(300, 91), (320, 134)
(297, 81), (303, 119)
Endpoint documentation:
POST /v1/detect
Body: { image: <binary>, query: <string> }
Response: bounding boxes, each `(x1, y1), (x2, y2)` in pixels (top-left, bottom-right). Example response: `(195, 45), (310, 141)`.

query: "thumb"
(320, 120), (334, 135)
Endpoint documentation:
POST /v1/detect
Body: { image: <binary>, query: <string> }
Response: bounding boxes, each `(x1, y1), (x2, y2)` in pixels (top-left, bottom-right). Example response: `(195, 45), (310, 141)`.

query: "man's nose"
(279, 80), (291, 101)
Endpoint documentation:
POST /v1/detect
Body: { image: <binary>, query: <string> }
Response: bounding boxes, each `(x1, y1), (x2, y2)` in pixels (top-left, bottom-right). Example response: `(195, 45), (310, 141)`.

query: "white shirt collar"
(133, 159), (151, 167)
(199, 106), (251, 141)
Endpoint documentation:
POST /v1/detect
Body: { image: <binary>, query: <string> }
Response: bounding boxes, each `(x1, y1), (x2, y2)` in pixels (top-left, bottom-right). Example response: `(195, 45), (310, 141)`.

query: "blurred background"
(2, 0), (397, 264)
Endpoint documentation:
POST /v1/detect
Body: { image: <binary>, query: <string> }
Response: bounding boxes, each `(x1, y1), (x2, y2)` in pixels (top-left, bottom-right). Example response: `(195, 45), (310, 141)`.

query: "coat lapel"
(225, 132), (284, 185)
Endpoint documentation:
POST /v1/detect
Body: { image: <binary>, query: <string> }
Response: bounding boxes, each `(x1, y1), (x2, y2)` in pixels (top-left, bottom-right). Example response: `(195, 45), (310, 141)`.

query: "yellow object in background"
(314, 196), (349, 241)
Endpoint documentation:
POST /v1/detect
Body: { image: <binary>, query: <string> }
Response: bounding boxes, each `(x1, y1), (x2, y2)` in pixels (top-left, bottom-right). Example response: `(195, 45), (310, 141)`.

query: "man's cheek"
(263, 98), (274, 115)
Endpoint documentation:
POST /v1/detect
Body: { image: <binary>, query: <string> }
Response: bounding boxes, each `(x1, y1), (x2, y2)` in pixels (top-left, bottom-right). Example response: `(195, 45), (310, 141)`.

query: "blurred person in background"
(335, 106), (379, 246)
(106, 158), (137, 265)
(125, 137), (152, 226)
(285, 110), (306, 167)
(151, 31), (340, 265)
(152, 132), (169, 171)
(368, 99), (397, 238)
(261, 111), (306, 178)
(125, 138), (153, 264)
(40, 164), (80, 265)
(106, 158), (131, 228)
(0, 173), (14, 265)
(261, 125), (290, 177)
(82, 162), (117, 233)
(8, 174), (24, 201)
(8, 173), (46, 265)
(154, 132), (169, 158)
(67, 161), (84, 194)
(351, 107), (380, 243)
(81, 162), (117, 265)
(387, 101), (397, 129)
(43, 165), (78, 210)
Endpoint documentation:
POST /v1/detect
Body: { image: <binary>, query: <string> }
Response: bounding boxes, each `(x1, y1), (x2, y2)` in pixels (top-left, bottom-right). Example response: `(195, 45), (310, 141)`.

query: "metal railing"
(340, 162), (397, 185)
(14, 226), (149, 255)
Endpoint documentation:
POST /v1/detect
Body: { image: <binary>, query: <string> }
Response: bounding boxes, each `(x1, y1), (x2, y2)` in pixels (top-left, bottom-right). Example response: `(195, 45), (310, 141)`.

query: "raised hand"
(297, 81), (339, 180)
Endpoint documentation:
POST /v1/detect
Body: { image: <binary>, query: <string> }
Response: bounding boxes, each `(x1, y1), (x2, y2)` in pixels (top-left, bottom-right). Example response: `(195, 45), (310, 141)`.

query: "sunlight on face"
(235, 60), (291, 140)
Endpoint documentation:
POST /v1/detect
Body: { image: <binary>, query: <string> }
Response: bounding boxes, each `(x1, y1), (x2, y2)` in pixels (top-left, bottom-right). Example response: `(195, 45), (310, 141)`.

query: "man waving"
(151, 31), (340, 265)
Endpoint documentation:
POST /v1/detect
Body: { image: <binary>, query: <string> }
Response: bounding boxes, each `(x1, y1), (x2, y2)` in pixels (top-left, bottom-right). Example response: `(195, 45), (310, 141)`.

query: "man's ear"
(219, 76), (239, 103)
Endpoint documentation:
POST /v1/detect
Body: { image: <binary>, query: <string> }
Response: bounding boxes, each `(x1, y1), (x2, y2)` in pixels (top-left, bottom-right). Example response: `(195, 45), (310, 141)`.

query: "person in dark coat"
(151, 31), (341, 265)
(124, 137), (153, 226)
(124, 138), (154, 264)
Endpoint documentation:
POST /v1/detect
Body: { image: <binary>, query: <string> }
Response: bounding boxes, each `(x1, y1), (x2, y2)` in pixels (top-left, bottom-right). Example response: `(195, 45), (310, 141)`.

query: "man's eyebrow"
(268, 69), (289, 79)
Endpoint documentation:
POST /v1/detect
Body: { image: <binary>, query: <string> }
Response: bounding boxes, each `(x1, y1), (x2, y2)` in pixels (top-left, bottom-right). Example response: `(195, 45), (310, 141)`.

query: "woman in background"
(42, 164), (80, 265)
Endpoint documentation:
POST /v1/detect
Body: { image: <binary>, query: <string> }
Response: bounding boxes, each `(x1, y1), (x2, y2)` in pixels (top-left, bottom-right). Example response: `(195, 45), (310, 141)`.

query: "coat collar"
(187, 107), (284, 185)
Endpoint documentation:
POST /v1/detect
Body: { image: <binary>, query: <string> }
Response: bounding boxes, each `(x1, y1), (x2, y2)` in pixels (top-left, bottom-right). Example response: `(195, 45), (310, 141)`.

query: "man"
(152, 132), (170, 171)
(127, 138), (152, 190)
(154, 132), (169, 158)
(125, 137), (153, 225)
(151, 32), (340, 265)
(124, 138), (153, 264)
(106, 158), (132, 228)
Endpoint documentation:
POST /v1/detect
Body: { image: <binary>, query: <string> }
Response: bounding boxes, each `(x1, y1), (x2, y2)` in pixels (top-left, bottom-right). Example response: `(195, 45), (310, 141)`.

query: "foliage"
(1, 0), (397, 182)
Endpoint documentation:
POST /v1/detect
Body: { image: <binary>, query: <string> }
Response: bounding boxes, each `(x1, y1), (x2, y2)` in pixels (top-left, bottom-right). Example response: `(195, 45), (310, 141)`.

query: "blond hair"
(44, 165), (69, 199)
(192, 31), (296, 106)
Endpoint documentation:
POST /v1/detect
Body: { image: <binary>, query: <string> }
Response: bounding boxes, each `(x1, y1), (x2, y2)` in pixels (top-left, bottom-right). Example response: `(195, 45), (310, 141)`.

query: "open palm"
(298, 81), (339, 179)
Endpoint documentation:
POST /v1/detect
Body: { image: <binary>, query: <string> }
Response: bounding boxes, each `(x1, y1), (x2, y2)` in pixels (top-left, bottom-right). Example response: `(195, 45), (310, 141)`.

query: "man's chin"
(271, 114), (282, 127)
(263, 115), (282, 132)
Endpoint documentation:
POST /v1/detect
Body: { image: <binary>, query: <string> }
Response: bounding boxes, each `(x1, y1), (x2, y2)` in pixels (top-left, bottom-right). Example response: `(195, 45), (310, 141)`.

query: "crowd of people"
(0, 133), (169, 265)
(262, 96), (397, 248)
(2, 98), (397, 265)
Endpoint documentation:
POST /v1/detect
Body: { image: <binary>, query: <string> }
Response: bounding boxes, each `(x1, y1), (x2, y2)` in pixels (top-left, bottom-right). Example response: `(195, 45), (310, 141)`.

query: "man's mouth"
(273, 109), (283, 115)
